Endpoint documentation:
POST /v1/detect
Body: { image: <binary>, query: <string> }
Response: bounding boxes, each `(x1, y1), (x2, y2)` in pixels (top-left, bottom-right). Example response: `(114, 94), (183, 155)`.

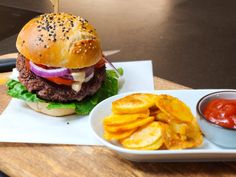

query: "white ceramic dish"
(0, 61), (154, 145)
(89, 89), (236, 162)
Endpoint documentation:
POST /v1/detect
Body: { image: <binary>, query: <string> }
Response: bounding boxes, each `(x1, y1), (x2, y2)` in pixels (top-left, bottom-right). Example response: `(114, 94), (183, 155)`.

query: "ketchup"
(203, 99), (236, 129)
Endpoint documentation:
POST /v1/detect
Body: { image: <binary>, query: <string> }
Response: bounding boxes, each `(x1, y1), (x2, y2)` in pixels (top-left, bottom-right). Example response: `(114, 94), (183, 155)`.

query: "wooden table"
(0, 74), (236, 177)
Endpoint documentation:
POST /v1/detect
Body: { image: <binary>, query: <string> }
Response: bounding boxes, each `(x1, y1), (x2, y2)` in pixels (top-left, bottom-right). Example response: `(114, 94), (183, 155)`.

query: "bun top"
(16, 13), (102, 68)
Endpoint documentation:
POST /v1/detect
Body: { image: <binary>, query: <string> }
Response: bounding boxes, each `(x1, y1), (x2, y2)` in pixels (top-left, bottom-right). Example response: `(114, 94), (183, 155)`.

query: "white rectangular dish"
(0, 61), (154, 145)
(89, 89), (236, 162)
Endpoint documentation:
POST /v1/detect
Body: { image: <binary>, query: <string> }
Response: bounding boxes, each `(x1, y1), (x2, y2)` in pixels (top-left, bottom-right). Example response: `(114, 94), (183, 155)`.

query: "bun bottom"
(26, 102), (75, 117)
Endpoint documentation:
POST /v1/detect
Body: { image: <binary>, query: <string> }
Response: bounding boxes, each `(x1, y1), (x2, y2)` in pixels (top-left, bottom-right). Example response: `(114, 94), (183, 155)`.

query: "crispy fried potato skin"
(120, 122), (163, 149)
(103, 110), (150, 126)
(112, 93), (158, 114)
(103, 93), (203, 150)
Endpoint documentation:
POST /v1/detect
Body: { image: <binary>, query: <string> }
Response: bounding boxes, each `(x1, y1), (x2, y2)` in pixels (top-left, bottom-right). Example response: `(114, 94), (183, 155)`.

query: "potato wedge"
(103, 110), (150, 126)
(120, 122), (162, 148)
(104, 128), (137, 140)
(104, 116), (154, 133)
(112, 93), (158, 114)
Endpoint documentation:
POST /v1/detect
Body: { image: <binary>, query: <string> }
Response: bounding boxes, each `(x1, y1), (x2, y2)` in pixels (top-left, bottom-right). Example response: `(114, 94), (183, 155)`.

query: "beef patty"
(16, 54), (106, 102)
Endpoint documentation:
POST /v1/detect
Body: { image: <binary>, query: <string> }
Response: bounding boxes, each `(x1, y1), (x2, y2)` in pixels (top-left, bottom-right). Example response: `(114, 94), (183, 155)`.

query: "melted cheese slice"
(71, 71), (95, 92)
(72, 82), (82, 92)
(71, 72), (85, 82)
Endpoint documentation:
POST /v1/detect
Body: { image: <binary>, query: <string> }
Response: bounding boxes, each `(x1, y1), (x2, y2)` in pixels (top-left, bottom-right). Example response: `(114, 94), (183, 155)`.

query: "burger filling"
(16, 54), (106, 102)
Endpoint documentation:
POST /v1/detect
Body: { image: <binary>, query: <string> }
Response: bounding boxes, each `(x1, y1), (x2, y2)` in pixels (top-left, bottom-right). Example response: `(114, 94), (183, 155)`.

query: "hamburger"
(7, 13), (121, 116)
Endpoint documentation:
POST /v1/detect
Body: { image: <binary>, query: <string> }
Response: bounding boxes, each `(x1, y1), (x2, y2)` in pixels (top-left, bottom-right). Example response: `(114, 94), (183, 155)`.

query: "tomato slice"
(95, 58), (106, 68)
(25, 59), (30, 71)
(46, 77), (74, 86)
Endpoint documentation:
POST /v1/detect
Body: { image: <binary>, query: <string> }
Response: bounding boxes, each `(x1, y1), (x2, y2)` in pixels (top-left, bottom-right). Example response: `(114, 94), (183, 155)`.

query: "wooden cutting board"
(0, 77), (236, 177)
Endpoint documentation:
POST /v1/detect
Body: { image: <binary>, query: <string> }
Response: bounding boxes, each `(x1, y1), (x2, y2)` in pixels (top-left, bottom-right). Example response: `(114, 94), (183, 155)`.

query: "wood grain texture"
(0, 53), (17, 60)
(0, 78), (236, 177)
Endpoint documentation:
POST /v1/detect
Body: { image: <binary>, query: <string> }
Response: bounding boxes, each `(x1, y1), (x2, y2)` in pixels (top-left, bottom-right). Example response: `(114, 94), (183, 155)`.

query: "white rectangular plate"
(0, 61), (154, 145)
(89, 89), (236, 162)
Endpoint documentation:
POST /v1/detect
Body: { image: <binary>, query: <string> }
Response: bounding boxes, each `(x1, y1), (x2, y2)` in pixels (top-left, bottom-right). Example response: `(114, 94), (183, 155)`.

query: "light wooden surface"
(0, 75), (236, 177)
(0, 53), (17, 60)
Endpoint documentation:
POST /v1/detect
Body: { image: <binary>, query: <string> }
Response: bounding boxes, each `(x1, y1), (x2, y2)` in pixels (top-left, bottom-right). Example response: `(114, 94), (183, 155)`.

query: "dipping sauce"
(204, 99), (236, 129)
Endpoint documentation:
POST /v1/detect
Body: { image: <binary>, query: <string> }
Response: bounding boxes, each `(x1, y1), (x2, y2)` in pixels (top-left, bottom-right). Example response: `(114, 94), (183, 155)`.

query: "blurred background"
(0, 0), (236, 88)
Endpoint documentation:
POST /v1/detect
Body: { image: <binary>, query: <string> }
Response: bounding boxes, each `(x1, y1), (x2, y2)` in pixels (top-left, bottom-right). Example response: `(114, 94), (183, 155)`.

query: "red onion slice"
(30, 61), (70, 78)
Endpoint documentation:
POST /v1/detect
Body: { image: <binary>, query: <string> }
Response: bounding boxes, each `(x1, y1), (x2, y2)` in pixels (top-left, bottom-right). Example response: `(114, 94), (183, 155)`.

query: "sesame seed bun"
(16, 13), (102, 68)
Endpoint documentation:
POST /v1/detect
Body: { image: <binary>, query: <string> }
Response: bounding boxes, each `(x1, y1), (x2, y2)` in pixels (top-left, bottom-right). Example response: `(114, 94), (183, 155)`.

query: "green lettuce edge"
(6, 68), (123, 115)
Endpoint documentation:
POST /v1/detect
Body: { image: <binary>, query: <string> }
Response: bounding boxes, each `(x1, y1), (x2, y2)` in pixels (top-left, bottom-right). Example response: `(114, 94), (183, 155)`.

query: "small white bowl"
(197, 91), (236, 148)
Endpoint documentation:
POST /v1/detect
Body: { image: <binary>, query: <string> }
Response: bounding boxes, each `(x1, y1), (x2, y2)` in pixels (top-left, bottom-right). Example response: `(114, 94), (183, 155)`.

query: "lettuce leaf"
(6, 68), (123, 115)
(7, 79), (44, 102)
(73, 68), (121, 115)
